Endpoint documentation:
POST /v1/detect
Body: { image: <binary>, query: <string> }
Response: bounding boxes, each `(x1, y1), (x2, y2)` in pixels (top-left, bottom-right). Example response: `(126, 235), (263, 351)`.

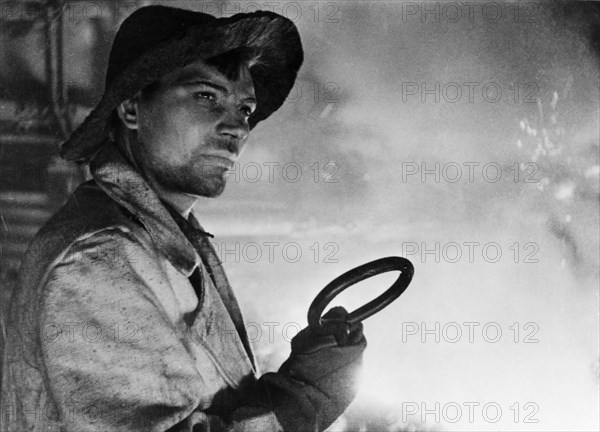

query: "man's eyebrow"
(176, 77), (256, 103)
(240, 96), (257, 104)
(179, 78), (229, 95)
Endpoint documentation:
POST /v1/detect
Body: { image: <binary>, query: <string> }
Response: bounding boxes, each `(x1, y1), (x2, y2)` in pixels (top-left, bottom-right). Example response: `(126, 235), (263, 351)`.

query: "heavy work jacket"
(1, 143), (283, 432)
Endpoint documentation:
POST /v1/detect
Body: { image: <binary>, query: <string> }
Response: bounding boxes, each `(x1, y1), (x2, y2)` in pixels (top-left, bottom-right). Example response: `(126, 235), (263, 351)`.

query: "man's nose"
(217, 107), (250, 144)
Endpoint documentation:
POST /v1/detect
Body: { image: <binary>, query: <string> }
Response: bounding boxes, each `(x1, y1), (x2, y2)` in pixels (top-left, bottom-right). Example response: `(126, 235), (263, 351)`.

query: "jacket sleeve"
(39, 228), (285, 432)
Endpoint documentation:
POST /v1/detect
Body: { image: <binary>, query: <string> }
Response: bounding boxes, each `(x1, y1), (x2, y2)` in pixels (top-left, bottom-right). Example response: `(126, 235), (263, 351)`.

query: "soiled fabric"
(0, 143), (282, 432)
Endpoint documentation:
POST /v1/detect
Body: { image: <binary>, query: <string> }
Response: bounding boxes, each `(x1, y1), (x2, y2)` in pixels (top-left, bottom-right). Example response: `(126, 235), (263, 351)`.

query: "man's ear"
(116, 96), (139, 130)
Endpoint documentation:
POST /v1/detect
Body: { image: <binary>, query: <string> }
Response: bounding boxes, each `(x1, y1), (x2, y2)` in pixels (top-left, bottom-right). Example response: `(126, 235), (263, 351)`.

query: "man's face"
(132, 58), (256, 198)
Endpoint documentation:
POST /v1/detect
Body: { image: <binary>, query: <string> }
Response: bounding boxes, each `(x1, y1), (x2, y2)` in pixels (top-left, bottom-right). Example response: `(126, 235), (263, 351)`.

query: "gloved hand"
(254, 307), (367, 432)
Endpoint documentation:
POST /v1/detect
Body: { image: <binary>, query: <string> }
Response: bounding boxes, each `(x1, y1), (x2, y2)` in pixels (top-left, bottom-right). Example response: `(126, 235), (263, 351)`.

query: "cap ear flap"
(116, 97), (140, 130)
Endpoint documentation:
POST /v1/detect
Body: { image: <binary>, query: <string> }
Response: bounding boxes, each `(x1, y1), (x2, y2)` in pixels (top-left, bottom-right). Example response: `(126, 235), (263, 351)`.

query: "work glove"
(255, 307), (367, 432)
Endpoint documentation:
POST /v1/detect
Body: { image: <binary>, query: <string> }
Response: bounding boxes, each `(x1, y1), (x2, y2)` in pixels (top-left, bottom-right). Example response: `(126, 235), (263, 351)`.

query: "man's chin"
(199, 187), (225, 198)
(191, 178), (227, 198)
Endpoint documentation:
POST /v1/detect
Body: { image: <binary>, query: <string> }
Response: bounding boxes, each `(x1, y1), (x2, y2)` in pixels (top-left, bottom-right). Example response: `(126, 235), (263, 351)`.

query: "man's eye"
(195, 91), (216, 101)
(240, 106), (254, 117)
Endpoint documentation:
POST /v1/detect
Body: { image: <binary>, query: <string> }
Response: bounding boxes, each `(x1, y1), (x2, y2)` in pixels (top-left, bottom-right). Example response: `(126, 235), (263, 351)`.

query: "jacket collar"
(89, 142), (202, 277)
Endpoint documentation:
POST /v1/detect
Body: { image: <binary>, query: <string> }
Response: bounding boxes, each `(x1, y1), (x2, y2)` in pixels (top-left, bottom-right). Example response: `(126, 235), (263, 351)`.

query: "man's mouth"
(199, 154), (235, 170)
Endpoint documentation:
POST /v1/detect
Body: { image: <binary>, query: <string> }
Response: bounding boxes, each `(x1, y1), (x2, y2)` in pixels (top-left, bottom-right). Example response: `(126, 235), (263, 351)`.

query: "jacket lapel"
(190, 262), (256, 387)
(190, 222), (257, 371)
(163, 202), (257, 375)
(90, 142), (257, 381)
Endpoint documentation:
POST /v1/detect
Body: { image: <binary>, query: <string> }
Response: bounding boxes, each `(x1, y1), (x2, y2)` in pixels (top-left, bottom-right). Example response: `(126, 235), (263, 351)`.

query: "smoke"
(210, 2), (600, 431)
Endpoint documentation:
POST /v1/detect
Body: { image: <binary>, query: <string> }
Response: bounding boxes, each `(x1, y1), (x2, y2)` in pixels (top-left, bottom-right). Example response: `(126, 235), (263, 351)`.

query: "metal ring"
(307, 256), (414, 328)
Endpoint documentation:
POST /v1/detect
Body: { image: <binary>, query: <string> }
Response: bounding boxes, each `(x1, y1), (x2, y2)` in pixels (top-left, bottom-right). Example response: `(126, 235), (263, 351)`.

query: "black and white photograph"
(1, 1), (599, 431)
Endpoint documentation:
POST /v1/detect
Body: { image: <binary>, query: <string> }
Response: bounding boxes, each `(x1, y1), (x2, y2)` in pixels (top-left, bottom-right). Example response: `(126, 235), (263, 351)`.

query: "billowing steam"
(208, 2), (599, 431)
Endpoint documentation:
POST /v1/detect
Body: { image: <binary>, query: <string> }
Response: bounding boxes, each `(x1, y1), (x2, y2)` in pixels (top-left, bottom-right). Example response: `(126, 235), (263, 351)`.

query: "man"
(1, 5), (366, 432)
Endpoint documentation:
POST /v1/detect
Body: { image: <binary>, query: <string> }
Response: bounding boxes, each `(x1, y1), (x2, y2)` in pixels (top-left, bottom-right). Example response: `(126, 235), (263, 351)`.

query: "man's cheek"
(138, 114), (168, 148)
